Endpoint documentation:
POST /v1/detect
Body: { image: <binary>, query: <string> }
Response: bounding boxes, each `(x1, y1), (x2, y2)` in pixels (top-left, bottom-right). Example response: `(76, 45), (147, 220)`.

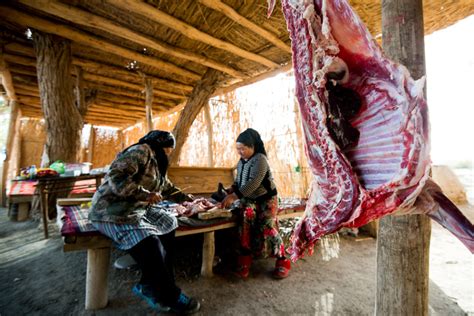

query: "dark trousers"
(128, 231), (181, 304)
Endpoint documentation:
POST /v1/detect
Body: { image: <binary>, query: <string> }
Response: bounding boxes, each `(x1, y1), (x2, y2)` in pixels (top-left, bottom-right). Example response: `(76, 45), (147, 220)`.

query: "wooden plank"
(198, 0), (291, 53)
(168, 167), (234, 194)
(109, 0), (279, 68)
(0, 5), (200, 81)
(64, 235), (112, 252)
(18, 0), (244, 78)
(176, 222), (237, 237)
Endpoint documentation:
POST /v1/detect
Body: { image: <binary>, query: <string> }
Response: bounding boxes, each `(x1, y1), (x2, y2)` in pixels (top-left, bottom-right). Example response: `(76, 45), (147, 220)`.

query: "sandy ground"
(0, 206), (473, 316)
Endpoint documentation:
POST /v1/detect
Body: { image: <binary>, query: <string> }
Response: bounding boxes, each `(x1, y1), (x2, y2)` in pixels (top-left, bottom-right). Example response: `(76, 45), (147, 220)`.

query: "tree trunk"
(170, 69), (223, 165)
(376, 0), (431, 314)
(33, 31), (82, 166)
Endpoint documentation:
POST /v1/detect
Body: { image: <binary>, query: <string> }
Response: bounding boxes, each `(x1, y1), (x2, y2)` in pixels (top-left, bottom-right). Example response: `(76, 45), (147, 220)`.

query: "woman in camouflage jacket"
(89, 130), (200, 314)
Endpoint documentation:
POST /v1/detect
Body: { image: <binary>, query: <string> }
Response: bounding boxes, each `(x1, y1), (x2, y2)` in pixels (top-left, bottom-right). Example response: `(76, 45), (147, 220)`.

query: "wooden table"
(38, 173), (105, 238)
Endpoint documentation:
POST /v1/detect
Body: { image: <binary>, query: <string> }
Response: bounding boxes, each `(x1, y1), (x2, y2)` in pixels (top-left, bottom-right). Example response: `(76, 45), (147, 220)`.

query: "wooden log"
(170, 69), (224, 164)
(17, 0), (245, 78)
(108, 0), (279, 68)
(201, 232), (215, 277)
(198, 0), (291, 53)
(376, 0), (431, 314)
(144, 77), (154, 132)
(83, 73), (186, 100)
(33, 31), (82, 166)
(4, 45), (194, 94)
(1, 100), (21, 207)
(96, 92), (176, 108)
(0, 5), (200, 81)
(85, 247), (111, 310)
(0, 48), (17, 100)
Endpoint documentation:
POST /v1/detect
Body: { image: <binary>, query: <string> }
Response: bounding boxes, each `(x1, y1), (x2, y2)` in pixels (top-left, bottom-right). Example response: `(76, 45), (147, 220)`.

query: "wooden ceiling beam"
(83, 73), (186, 100)
(108, 0), (279, 69)
(19, 99), (141, 125)
(4, 44), (194, 93)
(4, 50), (191, 100)
(73, 58), (193, 94)
(0, 5), (201, 81)
(0, 48), (17, 100)
(197, 0), (291, 53)
(96, 99), (168, 113)
(96, 92), (176, 108)
(17, 0), (245, 79)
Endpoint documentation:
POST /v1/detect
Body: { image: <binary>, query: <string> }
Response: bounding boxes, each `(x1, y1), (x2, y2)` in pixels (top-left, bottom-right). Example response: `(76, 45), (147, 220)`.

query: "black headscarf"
(236, 128), (267, 156)
(138, 130), (175, 177)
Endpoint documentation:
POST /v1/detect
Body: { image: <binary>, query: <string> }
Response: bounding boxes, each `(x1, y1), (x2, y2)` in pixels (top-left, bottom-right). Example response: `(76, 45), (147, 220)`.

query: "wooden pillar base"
(85, 247), (111, 310)
(201, 231), (215, 277)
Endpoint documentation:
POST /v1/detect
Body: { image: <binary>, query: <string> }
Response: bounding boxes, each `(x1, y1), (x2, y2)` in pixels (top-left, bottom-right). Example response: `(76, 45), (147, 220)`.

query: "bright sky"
(425, 15), (474, 166)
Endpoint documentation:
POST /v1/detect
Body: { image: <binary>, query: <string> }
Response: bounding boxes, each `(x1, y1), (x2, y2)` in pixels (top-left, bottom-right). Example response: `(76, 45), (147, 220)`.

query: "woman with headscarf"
(221, 128), (291, 279)
(89, 130), (200, 314)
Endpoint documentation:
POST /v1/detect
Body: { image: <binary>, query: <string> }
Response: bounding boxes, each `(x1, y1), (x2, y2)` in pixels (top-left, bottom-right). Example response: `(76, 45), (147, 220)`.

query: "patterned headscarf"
(138, 130), (175, 178)
(236, 128), (267, 156)
(138, 130), (175, 149)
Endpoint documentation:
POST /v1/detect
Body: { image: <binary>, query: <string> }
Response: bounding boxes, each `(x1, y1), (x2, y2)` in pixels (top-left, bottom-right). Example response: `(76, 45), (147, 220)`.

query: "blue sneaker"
(132, 284), (170, 312)
(168, 292), (200, 315)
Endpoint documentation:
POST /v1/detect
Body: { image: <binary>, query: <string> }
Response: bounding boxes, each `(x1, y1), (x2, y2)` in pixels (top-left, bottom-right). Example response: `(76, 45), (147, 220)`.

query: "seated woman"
(88, 130), (200, 314)
(221, 128), (291, 279)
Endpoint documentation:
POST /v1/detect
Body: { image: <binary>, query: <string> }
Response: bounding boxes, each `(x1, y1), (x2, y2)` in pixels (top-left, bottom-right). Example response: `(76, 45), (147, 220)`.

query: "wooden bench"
(57, 167), (305, 310)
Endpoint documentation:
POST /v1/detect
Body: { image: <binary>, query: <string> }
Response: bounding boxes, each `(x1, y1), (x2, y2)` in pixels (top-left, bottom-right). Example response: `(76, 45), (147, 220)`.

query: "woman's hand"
(147, 192), (162, 204)
(220, 192), (238, 209)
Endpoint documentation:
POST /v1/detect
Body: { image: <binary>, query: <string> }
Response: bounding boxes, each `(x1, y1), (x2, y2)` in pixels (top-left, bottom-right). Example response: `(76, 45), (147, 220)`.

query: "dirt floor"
(0, 205), (473, 316)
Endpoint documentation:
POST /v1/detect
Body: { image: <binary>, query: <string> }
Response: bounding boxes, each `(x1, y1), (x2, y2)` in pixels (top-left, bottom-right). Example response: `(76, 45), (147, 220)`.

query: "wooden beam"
(0, 5), (201, 81)
(108, 0), (279, 69)
(4, 52), (186, 104)
(96, 91), (176, 108)
(95, 99), (167, 114)
(0, 48), (17, 100)
(144, 77), (154, 132)
(376, 0), (430, 314)
(198, 0), (291, 53)
(170, 69), (224, 164)
(213, 63), (292, 97)
(4, 45), (194, 94)
(73, 57), (193, 94)
(18, 0), (245, 78)
(83, 73), (186, 100)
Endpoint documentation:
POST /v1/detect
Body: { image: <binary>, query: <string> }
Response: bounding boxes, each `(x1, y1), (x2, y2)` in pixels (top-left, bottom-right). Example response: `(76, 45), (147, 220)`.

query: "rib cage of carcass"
(268, 0), (474, 260)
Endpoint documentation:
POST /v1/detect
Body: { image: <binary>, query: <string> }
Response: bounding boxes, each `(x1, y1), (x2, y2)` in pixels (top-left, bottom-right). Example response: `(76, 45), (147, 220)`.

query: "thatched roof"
(0, 0), (473, 127)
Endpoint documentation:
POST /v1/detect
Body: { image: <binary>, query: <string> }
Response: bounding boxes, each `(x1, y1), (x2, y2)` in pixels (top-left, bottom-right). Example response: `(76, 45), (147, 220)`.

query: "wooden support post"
(144, 77), (154, 132)
(170, 69), (223, 164)
(201, 231), (215, 277)
(1, 100), (20, 206)
(85, 247), (110, 310)
(376, 0), (431, 314)
(41, 189), (49, 239)
(203, 104), (214, 167)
